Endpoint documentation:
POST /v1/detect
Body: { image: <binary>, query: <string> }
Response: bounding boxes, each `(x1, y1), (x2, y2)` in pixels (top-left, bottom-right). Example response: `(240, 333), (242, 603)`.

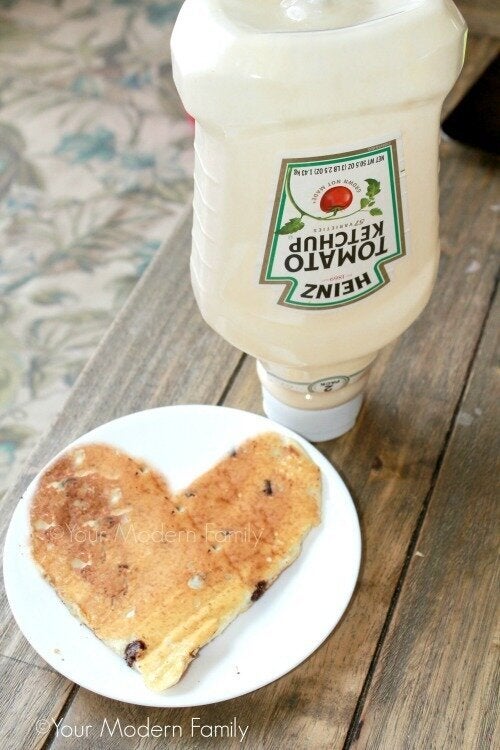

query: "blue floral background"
(0, 0), (192, 499)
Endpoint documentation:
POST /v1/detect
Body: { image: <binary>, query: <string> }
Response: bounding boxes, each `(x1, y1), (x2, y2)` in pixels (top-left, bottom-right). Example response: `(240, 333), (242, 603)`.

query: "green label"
(260, 139), (407, 309)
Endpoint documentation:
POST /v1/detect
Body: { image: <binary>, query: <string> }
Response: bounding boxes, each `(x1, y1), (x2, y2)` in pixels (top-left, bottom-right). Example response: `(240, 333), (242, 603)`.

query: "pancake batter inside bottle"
(172, 0), (467, 440)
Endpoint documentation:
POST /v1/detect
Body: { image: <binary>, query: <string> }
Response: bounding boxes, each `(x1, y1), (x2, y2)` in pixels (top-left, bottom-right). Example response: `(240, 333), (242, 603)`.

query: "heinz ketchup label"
(260, 138), (408, 308)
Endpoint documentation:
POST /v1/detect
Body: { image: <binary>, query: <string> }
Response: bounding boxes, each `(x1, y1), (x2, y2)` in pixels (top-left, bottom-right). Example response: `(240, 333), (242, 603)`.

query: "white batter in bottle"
(172, 0), (467, 440)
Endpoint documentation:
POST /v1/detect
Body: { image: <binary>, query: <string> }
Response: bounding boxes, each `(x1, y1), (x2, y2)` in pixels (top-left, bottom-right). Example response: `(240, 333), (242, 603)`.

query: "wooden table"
(0, 7), (498, 750)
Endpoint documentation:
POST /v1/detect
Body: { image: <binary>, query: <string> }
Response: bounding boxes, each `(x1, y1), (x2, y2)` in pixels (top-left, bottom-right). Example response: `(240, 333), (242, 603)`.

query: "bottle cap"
(261, 388), (363, 442)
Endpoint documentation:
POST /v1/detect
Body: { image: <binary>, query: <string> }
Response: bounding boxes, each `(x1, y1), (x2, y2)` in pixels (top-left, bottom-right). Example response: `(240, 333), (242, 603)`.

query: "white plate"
(3, 405), (361, 707)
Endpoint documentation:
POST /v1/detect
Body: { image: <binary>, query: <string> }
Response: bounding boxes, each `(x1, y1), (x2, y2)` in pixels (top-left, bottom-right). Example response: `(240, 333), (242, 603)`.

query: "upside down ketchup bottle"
(171, 0), (466, 441)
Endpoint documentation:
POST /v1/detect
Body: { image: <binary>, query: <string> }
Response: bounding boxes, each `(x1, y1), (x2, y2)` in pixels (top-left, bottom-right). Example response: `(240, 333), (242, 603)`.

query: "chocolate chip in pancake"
(31, 433), (321, 691)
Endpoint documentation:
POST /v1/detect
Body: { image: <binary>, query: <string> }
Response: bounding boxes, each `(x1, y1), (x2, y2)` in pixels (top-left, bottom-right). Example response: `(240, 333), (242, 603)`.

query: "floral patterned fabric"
(0, 0), (192, 499)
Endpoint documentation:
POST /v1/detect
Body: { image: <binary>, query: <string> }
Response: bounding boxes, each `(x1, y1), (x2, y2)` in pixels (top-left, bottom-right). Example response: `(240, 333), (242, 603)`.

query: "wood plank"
(442, 34), (499, 120)
(457, 0), (500, 38)
(0, 656), (73, 750)
(352, 287), (499, 750)
(49, 96), (499, 750)
(0, 205), (244, 747)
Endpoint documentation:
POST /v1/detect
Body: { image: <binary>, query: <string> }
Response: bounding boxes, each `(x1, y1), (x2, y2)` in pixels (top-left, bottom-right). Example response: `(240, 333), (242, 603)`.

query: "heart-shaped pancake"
(30, 432), (321, 691)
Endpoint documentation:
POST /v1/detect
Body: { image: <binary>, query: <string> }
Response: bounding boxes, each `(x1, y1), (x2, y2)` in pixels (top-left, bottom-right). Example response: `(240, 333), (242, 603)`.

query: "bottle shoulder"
(174, 0), (464, 35)
(217, 0), (430, 34)
(171, 0), (466, 126)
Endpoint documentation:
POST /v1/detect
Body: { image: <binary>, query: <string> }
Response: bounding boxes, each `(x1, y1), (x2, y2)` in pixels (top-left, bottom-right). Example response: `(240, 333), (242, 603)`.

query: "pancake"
(180, 432), (321, 590)
(30, 434), (321, 691)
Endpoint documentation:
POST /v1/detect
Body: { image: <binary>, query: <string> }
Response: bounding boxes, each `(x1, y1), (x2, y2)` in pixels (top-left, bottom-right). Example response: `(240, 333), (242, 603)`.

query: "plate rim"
(3, 404), (361, 707)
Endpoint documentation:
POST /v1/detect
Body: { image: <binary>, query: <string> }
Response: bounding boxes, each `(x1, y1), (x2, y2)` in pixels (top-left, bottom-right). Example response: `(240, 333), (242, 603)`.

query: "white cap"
(261, 388), (363, 442)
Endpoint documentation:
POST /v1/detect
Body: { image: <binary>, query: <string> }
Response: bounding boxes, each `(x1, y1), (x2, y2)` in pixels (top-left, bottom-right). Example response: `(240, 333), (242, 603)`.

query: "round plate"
(3, 405), (361, 707)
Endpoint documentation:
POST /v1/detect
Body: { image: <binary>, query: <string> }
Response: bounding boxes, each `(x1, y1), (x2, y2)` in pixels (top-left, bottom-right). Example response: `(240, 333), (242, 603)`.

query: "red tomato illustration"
(320, 186), (353, 212)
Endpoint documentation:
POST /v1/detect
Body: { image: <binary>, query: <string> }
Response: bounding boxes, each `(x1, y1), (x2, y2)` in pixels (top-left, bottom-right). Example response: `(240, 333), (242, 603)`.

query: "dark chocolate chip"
(263, 480), (273, 496)
(184, 491), (196, 498)
(124, 640), (146, 667)
(251, 580), (267, 602)
(371, 455), (383, 471)
(230, 449), (237, 457)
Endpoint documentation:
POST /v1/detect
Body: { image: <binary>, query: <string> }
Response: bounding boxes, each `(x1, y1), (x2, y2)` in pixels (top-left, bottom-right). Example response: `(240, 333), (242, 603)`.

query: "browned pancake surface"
(181, 433), (321, 587)
(30, 434), (321, 690)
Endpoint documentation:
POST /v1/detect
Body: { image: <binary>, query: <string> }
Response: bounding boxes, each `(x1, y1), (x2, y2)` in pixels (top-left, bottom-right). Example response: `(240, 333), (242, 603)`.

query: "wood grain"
(442, 34), (499, 119)
(457, 0), (500, 37)
(48, 96), (498, 750)
(0, 656), (73, 750)
(352, 288), (499, 750)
